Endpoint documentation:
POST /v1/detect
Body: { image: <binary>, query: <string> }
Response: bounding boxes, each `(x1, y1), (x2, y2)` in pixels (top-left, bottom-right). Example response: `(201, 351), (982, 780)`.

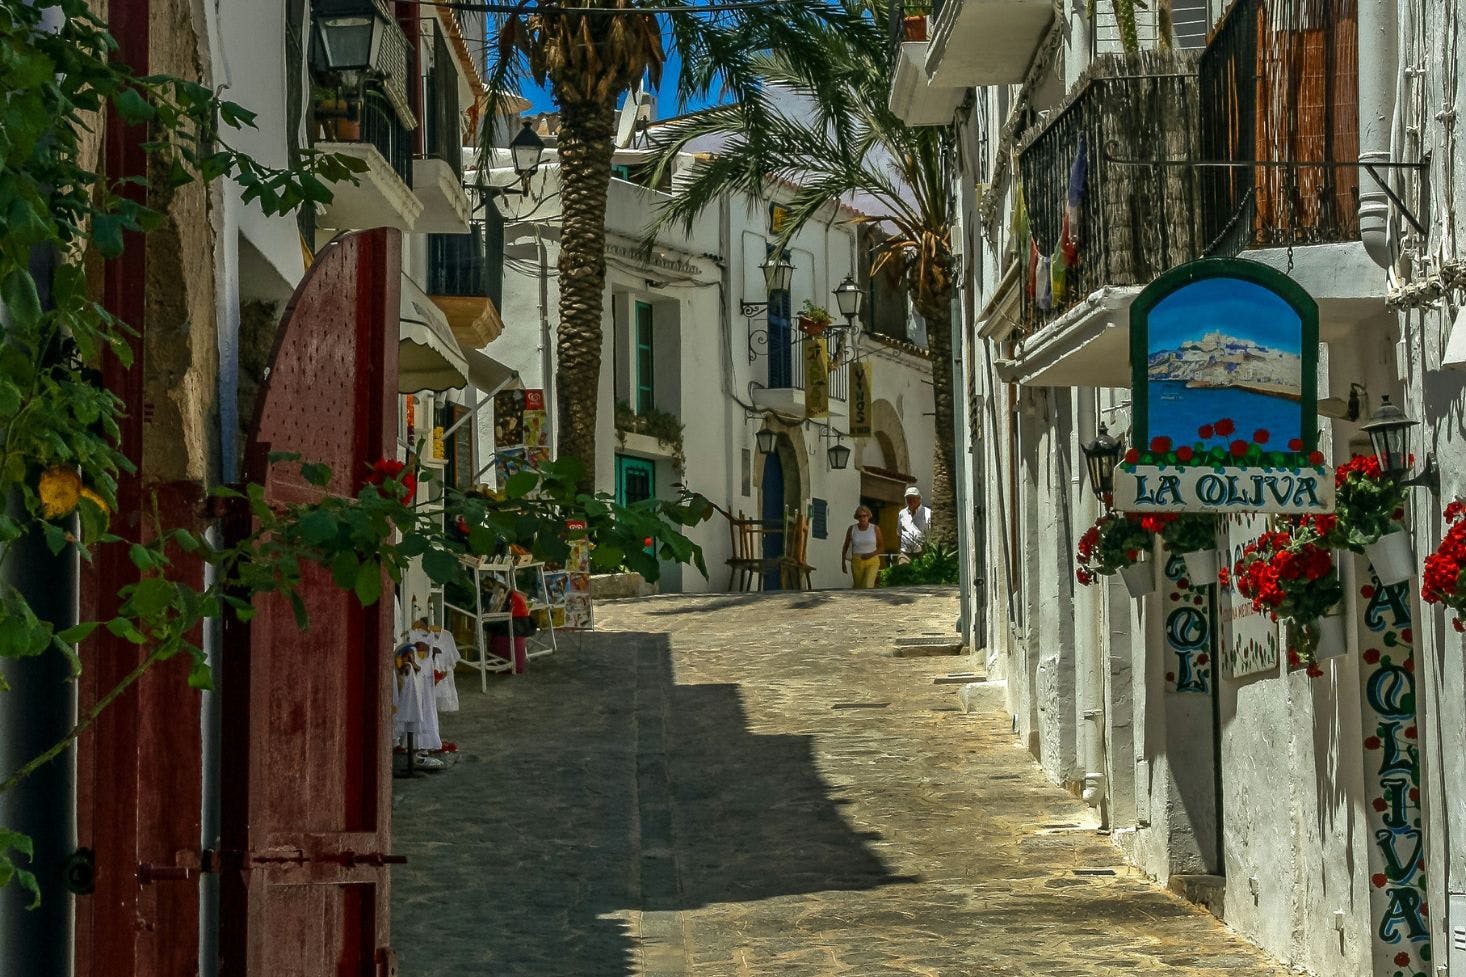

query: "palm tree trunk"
(915, 287), (957, 549)
(554, 98), (617, 494)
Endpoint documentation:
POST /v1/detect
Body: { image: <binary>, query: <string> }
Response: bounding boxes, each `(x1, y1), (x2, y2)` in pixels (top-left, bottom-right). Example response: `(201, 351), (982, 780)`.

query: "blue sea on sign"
(1145, 276), (1305, 451)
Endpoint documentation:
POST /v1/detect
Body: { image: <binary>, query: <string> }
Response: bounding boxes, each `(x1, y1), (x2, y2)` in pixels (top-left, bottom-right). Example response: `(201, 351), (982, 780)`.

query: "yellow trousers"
(850, 552), (881, 589)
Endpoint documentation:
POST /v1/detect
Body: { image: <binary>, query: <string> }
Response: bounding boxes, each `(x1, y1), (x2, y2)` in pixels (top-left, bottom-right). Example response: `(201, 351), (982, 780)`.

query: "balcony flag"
(804, 335), (830, 418)
(1060, 133), (1086, 268)
(1113, 258), (1329, 515)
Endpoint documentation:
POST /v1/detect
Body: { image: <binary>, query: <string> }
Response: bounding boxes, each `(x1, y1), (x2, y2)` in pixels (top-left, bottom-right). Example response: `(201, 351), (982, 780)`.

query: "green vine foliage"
(879, 544), (959, 586)
(0, 1), (711, 904)
(614, 399), (686, 473)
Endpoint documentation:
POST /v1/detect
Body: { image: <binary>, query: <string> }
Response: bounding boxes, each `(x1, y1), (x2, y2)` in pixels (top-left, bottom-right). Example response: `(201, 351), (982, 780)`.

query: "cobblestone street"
(392, 587), (1288, 977)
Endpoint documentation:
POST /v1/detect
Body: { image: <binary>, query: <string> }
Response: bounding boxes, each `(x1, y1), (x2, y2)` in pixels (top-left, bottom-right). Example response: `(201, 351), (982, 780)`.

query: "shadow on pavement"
(390, 630), (904, 977)
(641, 586), (939, 616)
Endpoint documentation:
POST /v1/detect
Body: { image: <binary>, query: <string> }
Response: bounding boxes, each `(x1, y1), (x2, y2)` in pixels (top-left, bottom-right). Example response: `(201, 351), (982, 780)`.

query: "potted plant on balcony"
(1422, 498), (1466, 633)
(312, 85), (362, 141)
(1320, 453), (1414, 585)
(1076, 511), (1156, 598)
(1228, 517), (1345, 664)
(797, 299), (833, 336)
(902, 1), (928, 41)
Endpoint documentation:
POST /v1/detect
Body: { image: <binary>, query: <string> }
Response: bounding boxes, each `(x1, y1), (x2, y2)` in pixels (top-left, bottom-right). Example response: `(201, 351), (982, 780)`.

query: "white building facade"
(892, 0), (1466, 974)
(490, 129), (938, 593)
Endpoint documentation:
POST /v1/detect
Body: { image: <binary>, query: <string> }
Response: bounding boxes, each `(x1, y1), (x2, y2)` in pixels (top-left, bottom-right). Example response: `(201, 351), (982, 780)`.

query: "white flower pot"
(1182, 549), (1219, 585)
(1119, 560), (1155, 598)
(1313, 613), (1348, 661)
(1365, 530), (1415, 586)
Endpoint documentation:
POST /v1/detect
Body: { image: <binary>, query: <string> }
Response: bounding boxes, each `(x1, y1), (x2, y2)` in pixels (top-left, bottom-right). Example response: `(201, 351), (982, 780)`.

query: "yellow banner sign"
(849, 360), (873, 436)
(804, 336), (829, 418)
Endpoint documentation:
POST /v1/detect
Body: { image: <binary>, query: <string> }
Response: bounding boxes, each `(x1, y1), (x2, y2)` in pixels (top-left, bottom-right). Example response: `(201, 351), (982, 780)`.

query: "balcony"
(414, 29), (472, 233)
(1199, 0), (1360, 254)
(1016, 53), (1201, 336)
(925, 0), (1054, 88)
(315, 89), (423, 232)
(752, 327), (849, 419)
(887, 9), (964, 127)
(427, 219), (504, 349)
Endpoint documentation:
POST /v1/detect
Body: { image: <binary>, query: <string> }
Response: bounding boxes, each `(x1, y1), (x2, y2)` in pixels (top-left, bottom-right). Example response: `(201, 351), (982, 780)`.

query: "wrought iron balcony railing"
(1198, 0), (1360, 256)
(360, 89), (414, 187)
(428, 218), (502, 308)
(1016, 51), (1202, 332)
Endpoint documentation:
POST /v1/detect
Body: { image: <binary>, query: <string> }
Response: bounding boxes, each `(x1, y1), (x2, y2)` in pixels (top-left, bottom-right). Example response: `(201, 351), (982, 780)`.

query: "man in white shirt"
(897, 485), (931, 563)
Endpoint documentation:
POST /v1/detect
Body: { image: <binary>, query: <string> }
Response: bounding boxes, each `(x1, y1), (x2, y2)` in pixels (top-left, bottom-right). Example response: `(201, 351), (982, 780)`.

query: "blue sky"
(518, 56), (728, 119)
(1148, 277), (1303, 356)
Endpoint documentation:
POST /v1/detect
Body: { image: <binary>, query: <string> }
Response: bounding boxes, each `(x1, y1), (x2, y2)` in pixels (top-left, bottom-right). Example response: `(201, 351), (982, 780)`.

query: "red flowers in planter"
(367, 457), (417, 502)
(1422, 497), (1466, 631)
(1214, 418), (1236, 437)
(1230, 522), (1343, 639)
(1075, 512), (1154, 584)
(1150, 436), (1172, 454)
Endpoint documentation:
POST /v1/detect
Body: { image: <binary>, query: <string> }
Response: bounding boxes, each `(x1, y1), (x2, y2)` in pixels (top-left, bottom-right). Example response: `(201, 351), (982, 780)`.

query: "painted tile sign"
(1114, 259), (1332, 515)
(1356, 565), (1431, 977)
(1162, 551), (1212, 695)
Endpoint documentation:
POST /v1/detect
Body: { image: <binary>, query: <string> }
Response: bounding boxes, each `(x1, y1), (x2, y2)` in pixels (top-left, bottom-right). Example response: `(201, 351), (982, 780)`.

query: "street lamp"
(755, 423), (777, 455)
(761, 253), (794, 293)
(827, 274), (863, 361)
(1361, 395), (1440, 494)
(509, 120), (546, 180)
(312, 0), (391, 84)
(827, 433), (851, 470)
(1080, 424), (1124, 503)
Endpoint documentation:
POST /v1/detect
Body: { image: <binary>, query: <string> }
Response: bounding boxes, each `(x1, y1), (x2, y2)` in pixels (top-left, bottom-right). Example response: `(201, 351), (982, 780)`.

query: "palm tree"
(485, 3), (771, 493)
(647, 0), (960, 544)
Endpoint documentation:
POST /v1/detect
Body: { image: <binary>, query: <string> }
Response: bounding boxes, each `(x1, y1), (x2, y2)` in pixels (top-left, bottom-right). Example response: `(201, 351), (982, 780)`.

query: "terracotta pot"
(797, 315), (829, 336)
(902, 14), (927, 41)
(1181, 548), (1219, 584)
(1365, 529), (1415, 586)
(1119, 560), (1155, 598)
(335, 118), (361, 141)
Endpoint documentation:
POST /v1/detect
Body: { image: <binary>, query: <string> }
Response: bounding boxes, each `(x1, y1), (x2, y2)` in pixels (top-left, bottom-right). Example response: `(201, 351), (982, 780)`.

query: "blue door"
(761, 449), (784, 590)
(767, 289), (792, 388)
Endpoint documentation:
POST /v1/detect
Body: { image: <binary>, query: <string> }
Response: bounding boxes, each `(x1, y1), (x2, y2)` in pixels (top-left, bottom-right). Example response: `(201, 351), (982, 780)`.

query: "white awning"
(465, 348), (521, 395)
(1001, 285), (1141, 387)
(399, 274), (469, 393)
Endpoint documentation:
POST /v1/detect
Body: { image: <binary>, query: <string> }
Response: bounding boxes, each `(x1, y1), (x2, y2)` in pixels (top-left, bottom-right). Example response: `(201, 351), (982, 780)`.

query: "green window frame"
(635, 301), (654, 415)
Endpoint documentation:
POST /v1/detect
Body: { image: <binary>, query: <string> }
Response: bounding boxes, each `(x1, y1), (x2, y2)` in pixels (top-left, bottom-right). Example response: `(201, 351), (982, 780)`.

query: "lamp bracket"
(1401, 453), (1441, 495)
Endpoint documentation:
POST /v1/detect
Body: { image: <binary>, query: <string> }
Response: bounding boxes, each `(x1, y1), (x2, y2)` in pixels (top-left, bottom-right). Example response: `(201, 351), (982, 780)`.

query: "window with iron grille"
(810, 498), (828, 540)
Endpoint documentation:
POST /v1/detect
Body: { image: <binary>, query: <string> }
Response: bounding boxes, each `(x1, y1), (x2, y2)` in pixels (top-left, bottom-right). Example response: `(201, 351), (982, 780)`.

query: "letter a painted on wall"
(804, 336), (830, 418)
(1113, 258), (1330, 515)
(849, 361), (873, 437)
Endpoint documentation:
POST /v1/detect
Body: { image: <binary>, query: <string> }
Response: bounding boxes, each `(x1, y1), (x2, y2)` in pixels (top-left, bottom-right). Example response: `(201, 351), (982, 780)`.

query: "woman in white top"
(841, 505), (884, 589)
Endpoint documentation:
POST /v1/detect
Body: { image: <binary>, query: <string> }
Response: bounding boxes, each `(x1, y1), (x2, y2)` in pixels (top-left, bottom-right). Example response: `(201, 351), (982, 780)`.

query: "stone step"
(1169, 873), (1226, 921)
(891, 637), (966, 657)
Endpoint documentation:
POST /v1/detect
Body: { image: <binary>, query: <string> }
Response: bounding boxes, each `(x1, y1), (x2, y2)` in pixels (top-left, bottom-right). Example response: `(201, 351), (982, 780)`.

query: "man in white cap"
(897, 485), (930, 564)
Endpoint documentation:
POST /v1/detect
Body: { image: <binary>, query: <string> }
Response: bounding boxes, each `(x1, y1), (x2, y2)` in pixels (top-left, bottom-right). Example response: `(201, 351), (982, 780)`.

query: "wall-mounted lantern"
(828, 274), (863, 361)
(1080, 424), (1124, 502)
(1361, 395), (1440, 495)
(827, 433), (851, 470)
(761, 253), (794, 294)
(755, 423), (777, 455)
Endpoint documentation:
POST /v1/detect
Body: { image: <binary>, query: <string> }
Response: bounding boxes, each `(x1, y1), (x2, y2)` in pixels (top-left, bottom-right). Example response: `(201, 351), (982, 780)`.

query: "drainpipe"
(537, 226), (554, 452)
(1358, 0), (1398, 269)
(1077, 391), (1108, 828)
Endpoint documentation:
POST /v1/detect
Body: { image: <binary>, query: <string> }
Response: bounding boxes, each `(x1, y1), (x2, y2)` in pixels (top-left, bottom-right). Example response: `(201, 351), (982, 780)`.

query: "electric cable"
(400, 0), (824, 16)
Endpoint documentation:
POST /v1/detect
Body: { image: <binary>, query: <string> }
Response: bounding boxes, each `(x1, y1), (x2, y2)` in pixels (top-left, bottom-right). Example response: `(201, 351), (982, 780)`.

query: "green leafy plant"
(1324, 454), (1408, 551)
(613, 400), (686, 473)
(878, 543), (959, 586)
(1142, 512), (1217, 555)
(797, 299), (833, 329)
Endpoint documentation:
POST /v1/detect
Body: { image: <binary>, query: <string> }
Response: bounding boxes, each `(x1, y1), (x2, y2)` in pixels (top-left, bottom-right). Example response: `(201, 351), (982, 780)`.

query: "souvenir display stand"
(445, 554), (559, 692)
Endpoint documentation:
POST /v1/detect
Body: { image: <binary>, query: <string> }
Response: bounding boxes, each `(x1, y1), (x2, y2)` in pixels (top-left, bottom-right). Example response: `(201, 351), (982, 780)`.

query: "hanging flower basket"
(1138, 512), (1220, 586)
(1311, 612), (1348, 661)
(1182, 548), (1219, 583)
(796, 299), (833, 336)
(1119, 560), (1156, 597)
(1422, 498), (1466, 632)
(1231, 518), (1344, 660)
(1321, 453), (1413, 583)
(1075, 511), (1154, 593)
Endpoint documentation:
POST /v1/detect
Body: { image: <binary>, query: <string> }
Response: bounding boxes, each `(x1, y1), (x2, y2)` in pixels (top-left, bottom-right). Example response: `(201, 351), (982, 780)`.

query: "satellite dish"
(615, 84), (654, 148)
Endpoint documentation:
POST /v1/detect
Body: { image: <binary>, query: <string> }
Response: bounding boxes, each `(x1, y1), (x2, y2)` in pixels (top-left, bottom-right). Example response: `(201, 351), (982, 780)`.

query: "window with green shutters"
(635, 301), (654, 414)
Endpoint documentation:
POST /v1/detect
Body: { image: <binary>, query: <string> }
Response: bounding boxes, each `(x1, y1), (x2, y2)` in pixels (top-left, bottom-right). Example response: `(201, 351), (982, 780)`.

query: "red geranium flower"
(1124, 448), (1140, 464)
(1176, 446), (1194, 463)
(1307, 450), (1325, 466)
(1198, 423), (1214, 439)
(1288, 437), (1304, 452)
(1150, 436), (1172, 454)
(1395, 953), (1412, 968)
(1253, 428), (1269, 445)
(1215, 418), (1236, 437)
(1230, 440), (1250, 458)
(367, 458), (417, 501)
(1371, 873), (1387, 888)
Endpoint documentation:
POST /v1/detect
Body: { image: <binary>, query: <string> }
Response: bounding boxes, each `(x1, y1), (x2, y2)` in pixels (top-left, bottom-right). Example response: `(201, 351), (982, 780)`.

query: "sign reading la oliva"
(1112, 259), (1333, 517)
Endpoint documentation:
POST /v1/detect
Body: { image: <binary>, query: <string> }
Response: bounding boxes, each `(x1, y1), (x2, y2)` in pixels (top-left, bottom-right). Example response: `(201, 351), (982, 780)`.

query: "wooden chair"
(780, 511), (815, 590)
(722, 508), (767, 592)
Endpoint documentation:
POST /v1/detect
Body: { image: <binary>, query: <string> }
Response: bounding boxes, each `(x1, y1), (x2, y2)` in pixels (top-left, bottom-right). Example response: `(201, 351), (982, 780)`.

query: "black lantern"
(761, 253), (794, 293)
(1362, 395), (1440, 493)
(1080, 424), (1124, 501)
(755, 424), (777, 455)
(833, 274), (862, 321)
(509, 120), (546, 180)
(313, 0), (390, 78)
(827, 436), (851, 470)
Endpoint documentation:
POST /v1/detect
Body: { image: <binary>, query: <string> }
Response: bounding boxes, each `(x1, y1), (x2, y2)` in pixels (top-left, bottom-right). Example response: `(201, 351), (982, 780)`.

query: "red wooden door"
(219, 228), (400, 977)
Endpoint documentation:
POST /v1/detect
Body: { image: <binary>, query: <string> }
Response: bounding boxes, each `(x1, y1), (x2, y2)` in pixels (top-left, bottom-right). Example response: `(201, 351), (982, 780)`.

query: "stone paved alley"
(392, 587), (1289, 977)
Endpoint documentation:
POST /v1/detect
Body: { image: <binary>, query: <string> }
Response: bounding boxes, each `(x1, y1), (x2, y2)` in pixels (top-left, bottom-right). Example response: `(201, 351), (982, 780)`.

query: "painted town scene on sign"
(12, 4), (1466, 977)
